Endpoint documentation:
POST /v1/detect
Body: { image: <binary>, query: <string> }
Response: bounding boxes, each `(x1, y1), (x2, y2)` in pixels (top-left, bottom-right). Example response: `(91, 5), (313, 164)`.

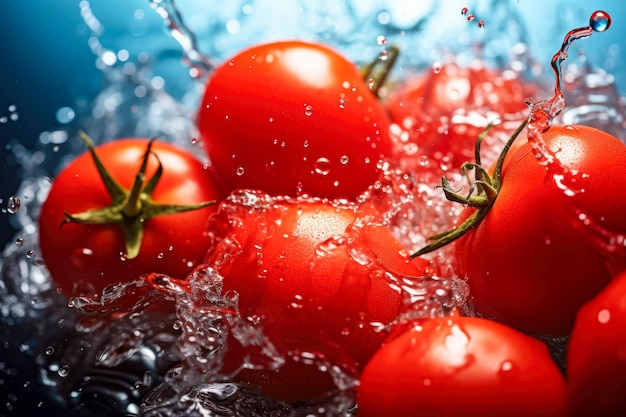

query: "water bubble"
(461, 7), (468, 15)
(379, 49), (389, 61)
(304, 104), (314, 116)
(314, 157), (331, 176)
(340, 155), (349, 165)
(376, 35), (387, 45)
(467, 14), (475, 21)
(45, 346), (55, 356)
(478, 20), (485, 28)
(15, 237), (24, 247)
(26, 250), (35, 259)
(590, 10), (611, 32)
(7, 195), (21, 214)
(338, 97), (346, 109)
(432, 62), (442, 74)
(236, 166), (245, 176)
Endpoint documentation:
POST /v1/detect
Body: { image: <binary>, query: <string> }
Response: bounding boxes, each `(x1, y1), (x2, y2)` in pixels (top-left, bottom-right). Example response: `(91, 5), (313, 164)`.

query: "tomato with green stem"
(39, 134), (225, 298)
(203, 192), (429, 402)
(358, 315), (569, 417)
(196, 40), (393, 200)
(414, 123), (626, 336)
(386, 63), (539, 175)
(567, 270), (626, 416)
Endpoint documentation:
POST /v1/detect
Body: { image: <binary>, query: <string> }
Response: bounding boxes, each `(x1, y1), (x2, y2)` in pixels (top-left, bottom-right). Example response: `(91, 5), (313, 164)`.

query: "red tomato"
(358, 316), (569, 417)
(386, 63), (538, 174)
(39, 139), (225, 298)
(567, 270), (626, 416)
(196, 40), (393, 200)
(455, 125), (626, 336)
(203, 192), (428, 402)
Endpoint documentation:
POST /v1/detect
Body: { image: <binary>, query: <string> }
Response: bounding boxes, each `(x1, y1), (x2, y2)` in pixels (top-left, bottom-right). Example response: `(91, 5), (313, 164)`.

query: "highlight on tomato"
(196, 40), (393, 200)
(414, 123), (626, 337)
(567, 270), (626, 416)
(202, 190), (429, 402)
(357, 315), (569, 417)
(386, 63), (539, 175)
(38, 134), (225, 298)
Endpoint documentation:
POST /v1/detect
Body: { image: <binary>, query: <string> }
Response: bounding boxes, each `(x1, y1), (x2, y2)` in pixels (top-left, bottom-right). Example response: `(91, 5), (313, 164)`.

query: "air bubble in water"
(467, 14), (475, 21)
(590, 10), (611, 32)
(376, 35), (386, 45)
(236, 166), (245, 176)
(461, 7), (468, 16)
(57, 365), (70, 378)
(478, 20), (485, 28)
(304, 104), (314, 116)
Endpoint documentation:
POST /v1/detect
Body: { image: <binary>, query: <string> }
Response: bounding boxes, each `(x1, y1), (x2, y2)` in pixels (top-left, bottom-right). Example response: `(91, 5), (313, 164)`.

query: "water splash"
(526, 10), (612, 160)
(147, 0), (214, 80)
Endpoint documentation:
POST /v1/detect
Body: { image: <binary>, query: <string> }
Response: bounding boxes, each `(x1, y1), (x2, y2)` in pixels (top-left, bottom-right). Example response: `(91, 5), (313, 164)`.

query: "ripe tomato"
(203, 192), (428, 402)
(455, 125), (626, 336)
(386, 63), (538, 174)
(358, 316), (569, 417)
(567, 270), (626, 416)
(196, 40), (393, 200)
(39, 138), (225, 298)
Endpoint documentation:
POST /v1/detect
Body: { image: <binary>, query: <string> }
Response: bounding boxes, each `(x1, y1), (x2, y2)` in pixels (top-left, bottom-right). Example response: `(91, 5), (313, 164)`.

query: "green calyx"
(410, 118), (529, 259)
(61, 131), (215, 259)
(361, 45), (401, 98)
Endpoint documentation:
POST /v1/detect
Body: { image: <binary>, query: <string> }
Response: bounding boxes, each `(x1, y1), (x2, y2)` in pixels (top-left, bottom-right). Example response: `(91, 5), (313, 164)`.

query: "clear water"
(1, 2), (624, 416)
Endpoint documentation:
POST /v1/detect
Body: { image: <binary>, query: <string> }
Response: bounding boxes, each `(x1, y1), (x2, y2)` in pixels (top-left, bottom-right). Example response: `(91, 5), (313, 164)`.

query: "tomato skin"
(567, 271), (626, 416)
(197, 40), (393, 200)
(203, 194), (428, 402)
(39, 139), (225, 298)
(358, 316), (569, 417)
(456, 125), (626, 336)
(386, 63), (537, 174)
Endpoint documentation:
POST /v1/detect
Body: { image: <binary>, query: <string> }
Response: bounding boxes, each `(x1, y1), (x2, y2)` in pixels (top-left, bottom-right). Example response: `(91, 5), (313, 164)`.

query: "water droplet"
(7, 196), (20, 214)
(45, 346), (55, 355)
(478, 20), (485, 28)
(461, 7), (468, 16)
(57, 364), (70, 377)
(191, 137), (198, 144)
(467, 14), (475, 21)
(498, 360), (519, 380)
(314, 158), (331, 176)
(338, 97), (346, 109)
(236, 166), (245, 176)
(304, 104), (314, 116)
(376, 35), (387, 46)
(590, 10), (611, 32)
(15, 237), (24, 247)
(55, 106), (75, 124)
(340, 155), (349, 165)
(598, 308), (611, 324)
(157, 252), (164, 259)
(368, 78), (375, 89)
(26, 250), (35, 259)
(432, 62), (442, 74)
(379, 49), (389, 61)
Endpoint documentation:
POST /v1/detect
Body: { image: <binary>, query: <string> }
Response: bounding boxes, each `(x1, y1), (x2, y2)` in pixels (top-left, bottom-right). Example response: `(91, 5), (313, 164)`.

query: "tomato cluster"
(38, 35), (626, 415)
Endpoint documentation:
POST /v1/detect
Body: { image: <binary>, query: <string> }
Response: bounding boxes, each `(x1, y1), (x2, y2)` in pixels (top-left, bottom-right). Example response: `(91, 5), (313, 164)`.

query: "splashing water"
(526, 10), (612, 161)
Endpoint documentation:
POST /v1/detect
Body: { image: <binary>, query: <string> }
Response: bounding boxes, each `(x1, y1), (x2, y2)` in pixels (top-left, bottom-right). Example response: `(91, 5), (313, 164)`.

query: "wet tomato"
(358, 315), (569, 417)
(203, 191), (428, 402)
(196, 40), (393, 200)
(567, 270), (626, 416)
(39, 137), (225, 298)
(386, 63), (538, 174)
(455, 125), (626, 336)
